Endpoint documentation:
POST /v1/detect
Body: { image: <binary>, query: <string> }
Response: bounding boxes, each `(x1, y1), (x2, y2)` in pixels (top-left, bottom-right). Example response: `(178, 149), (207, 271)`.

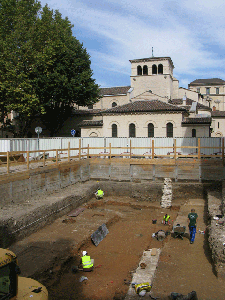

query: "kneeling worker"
(81, 251), (94, 271)
(95, 188), (104, 199)
(163, 213), (170, 225)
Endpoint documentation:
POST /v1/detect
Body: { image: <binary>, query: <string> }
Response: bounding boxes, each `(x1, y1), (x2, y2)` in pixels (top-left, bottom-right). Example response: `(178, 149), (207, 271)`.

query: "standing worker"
(80, 251), (94, 271)
(188, 208), (198, 244)
(95, 188), (104, 199)
(163, 213), (170, 225)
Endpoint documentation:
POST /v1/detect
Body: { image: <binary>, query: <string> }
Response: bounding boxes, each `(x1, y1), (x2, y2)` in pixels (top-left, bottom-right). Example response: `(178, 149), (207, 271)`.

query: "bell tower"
(129, 56), (175, 100)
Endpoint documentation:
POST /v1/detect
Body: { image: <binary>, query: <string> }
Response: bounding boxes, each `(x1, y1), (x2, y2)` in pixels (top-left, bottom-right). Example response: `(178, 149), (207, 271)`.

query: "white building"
(76, 56), (212, 138)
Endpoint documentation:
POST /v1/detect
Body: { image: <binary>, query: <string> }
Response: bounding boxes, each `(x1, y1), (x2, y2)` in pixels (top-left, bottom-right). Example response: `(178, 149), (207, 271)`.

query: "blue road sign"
(71, 129), (76, 137)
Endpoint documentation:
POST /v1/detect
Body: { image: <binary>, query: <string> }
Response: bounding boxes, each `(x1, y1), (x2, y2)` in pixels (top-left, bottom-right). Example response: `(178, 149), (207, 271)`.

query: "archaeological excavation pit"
(7, 180), (225, 300)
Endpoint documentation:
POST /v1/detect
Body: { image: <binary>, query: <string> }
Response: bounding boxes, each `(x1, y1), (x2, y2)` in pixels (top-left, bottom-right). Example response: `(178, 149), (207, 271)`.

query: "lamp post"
(35, 126), (42, 158)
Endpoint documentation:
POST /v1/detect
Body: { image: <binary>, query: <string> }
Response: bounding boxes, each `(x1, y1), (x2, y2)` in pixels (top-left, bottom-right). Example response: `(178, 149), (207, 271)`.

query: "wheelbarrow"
(173, 224), (186, 240)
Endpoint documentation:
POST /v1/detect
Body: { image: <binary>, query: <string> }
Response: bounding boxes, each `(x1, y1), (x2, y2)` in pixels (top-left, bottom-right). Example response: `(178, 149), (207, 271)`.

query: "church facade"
(77, 56), (213, 138)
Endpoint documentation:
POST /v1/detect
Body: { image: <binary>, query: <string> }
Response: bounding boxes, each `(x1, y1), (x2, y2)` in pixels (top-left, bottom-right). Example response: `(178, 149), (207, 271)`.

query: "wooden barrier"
(0, 138), (224, 174)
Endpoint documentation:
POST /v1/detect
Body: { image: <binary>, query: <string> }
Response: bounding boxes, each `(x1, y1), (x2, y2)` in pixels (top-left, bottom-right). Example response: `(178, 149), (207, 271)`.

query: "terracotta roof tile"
(99, 86), (131, 96)
(182, 117), (211, 124)
(169, 98), (211, 110)
(189, 78), (225, 86)
(102, 100), (186, 114)
(211, 111), (225, 117)
(78, 120), (103, 127)
(72, 109), (102, 115)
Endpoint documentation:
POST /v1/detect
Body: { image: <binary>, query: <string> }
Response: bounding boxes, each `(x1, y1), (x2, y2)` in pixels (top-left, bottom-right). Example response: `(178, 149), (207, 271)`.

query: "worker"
(80, 251), (94, 271)
(188, 208), (198, 244)
(95, 188), (104, 199)
(163, 213), (170, 225)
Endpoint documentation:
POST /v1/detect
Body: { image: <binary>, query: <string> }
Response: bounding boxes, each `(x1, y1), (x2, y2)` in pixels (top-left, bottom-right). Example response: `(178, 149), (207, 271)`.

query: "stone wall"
(207, 190), (225, 278)
(0, 160), (90, 206)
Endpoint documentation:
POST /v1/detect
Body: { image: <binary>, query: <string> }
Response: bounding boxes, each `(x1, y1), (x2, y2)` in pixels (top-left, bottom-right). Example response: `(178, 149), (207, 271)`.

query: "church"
(72, 55), (215, 138)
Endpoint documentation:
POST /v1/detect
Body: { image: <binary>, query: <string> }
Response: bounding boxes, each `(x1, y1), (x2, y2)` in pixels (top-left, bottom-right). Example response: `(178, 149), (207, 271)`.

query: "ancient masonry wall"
(160, 178), (172, 208)
(208, 190), (225, 278)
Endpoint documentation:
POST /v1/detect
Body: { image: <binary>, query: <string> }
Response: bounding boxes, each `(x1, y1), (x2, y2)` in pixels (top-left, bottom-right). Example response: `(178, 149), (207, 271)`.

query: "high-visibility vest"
(97, 190), (104, 197)
(135, 282), (151, 294)
(82, 256), (93, 269)
(164, 215), (170, 222)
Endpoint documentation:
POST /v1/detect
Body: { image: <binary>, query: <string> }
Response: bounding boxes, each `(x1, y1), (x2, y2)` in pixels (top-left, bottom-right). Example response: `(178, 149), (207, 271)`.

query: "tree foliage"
(0, 0), (100, 136)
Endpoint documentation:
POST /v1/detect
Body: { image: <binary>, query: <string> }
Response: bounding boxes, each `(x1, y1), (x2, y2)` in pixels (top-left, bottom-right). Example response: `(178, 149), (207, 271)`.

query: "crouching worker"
(163, 213), (170, 225)
(95, 188), (104, 199)
(81, 251), (94, 272)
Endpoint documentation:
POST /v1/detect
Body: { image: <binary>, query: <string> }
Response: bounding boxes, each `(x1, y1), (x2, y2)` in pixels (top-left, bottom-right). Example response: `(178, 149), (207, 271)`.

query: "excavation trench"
(8, 181), (225, 300)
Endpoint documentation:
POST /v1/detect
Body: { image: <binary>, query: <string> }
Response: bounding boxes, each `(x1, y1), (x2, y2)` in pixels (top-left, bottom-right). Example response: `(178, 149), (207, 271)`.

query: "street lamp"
(35, 126), (42, 157)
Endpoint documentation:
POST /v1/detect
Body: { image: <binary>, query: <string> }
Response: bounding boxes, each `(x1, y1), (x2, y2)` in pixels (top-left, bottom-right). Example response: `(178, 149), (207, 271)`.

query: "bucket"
(152, 219), (157, 224)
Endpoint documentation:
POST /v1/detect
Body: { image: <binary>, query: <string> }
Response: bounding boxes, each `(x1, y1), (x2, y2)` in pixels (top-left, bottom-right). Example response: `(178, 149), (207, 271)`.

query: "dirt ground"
(43, 195), (225, 300)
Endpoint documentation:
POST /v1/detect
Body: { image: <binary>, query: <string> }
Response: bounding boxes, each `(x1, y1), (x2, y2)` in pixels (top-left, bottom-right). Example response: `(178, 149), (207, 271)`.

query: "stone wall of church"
(102, 112), (186, 137)
(81, 127), (103, 137)
(130, 74), (173, 100)
(178, 88), (199, 102)
(189, 85), (225, 111)
(172, 78), (179, 99)
(211, 118), (225, 137)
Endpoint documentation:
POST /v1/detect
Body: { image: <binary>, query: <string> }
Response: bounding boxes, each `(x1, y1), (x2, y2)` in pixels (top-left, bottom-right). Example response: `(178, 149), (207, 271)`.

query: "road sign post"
(71, 129), (76, 137)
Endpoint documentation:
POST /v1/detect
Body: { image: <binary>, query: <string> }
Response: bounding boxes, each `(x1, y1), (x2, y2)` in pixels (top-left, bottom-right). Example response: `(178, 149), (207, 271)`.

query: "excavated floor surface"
(10, 193), (225, 300)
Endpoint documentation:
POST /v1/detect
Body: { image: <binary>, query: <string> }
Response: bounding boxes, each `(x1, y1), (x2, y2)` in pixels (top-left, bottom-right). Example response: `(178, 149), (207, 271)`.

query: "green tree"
(0, 0), (100, 137)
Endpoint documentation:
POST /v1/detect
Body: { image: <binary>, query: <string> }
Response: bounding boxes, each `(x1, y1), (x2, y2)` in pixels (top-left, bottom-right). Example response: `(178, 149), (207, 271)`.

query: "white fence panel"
(176, 138), (197, 155)
(0, 137), (223, 159)
(130, 138), (151, 156)
(200, 137), (221, 155)
(82, 138), (104, 155)
(0, 140), (10, 152)
(106, 138), (129, 156)
(153, 138), (174, 155)
(61, 137), (80, 158)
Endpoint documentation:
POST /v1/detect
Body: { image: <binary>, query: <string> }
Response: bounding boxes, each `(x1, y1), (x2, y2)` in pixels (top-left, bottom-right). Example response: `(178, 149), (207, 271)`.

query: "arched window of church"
(166, 122), (173, 137)
(152, 64), (157, 75)
(112, 124), (117, 137)
(148, 123), (154, 137)
(158, 64), (163, 74)
(112, 102), (117, 107)
(137, 65), (142, 75)
(143, 65), (148, 75)
(192, 129), (196, 137)
(129, 123), (136, 137)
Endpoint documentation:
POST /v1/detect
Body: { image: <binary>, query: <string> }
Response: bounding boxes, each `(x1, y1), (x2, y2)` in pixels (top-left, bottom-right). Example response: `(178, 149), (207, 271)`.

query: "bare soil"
(44, 196), (225, 300)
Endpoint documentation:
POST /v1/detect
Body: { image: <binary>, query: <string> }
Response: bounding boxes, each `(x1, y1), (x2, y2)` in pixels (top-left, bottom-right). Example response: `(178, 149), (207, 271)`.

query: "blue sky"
(39, 0), (225, 89)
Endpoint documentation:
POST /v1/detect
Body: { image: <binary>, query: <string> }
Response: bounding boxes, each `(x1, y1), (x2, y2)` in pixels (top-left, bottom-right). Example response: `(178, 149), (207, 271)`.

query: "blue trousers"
(189, 226), (196, 242)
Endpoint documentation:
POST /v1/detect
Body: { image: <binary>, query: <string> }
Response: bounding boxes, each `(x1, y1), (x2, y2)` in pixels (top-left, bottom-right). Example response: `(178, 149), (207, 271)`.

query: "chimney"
(183, 95), (187, 106)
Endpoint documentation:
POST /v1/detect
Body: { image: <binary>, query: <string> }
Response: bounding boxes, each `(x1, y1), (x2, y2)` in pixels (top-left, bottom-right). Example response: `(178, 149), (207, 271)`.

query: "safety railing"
(0, 138), (224, 174)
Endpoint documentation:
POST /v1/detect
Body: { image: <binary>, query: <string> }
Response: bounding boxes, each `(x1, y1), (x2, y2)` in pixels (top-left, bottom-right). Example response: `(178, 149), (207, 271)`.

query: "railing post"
(198, 138), (201, 159)
(43, 150), (45, 167)
(79, 139), (81, 160)
(7, 151), (10, 174)
(56, 149), (58, 165)
(27, 151), (29, 170)
(130, 140), (132, 159)
(152, 140), (154, 159)
(68, 142), (70, 162)
(222, 138), (224, 164)
(174, 139), (177, 160)
(109, 143), (111, 160)
(87, 144), (89, 159)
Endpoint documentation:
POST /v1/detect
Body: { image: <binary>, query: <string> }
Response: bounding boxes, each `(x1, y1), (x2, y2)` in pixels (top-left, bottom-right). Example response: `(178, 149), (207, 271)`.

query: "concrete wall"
(0, 160), (90, 206)
(1, 159), (224, 207)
